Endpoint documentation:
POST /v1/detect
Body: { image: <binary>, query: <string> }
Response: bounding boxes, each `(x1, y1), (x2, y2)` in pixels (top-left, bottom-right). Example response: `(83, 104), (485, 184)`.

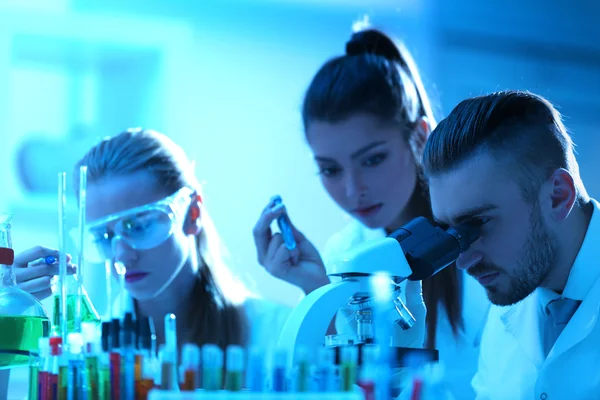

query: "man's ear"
(184, 194), (203, 235)
(545, 168), (577, 221)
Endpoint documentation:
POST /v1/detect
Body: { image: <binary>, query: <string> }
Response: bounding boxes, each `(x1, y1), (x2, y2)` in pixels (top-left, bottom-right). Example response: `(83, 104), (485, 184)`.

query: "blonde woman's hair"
(75, 128), (250, 349)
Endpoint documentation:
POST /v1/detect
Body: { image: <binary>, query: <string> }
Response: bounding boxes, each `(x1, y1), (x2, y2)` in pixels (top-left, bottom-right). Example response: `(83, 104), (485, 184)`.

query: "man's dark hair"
(423, 90), (587, 204)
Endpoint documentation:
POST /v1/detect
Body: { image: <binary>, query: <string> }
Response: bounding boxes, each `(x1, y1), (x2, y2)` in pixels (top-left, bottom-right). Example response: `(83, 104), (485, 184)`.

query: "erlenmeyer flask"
(0, 213), (50, 369)
(51, 274), (101, 334)
(51, 166), (101, 335)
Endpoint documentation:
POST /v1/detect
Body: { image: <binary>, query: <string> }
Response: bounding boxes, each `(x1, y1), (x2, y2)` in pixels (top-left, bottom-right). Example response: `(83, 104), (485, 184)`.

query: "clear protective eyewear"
(73, 187), (195, 264)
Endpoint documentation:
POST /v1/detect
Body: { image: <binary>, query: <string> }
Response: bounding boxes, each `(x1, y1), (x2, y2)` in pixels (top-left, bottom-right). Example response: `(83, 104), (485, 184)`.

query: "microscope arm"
(276, 278), (362, 365)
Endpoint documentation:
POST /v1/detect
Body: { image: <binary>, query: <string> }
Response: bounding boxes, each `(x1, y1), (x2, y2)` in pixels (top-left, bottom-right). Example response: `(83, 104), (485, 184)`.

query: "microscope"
(276, 216), (480, 367)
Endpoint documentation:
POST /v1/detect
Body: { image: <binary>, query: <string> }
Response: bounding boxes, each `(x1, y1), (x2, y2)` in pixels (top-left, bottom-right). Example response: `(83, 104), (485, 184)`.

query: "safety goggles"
(74, 187), (195, 264)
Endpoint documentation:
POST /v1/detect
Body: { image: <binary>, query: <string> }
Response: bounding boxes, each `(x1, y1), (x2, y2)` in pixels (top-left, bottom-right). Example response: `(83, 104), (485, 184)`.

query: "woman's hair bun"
(345, 28), (403, 64)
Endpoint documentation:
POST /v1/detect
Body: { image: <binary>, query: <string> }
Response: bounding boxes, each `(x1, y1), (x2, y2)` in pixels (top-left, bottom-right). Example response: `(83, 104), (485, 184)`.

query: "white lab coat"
(323, 219), (490, 400)
(472, 199), (600, 400)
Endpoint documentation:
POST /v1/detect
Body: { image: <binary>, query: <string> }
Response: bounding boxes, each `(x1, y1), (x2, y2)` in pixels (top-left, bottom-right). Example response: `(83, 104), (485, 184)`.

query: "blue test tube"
(271, 196), (296, 251)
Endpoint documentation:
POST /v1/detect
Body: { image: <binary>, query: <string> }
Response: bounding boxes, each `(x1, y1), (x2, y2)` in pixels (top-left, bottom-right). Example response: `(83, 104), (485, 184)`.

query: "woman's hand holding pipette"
(12, 245), (76, 300)
(253, 198), (330, 295)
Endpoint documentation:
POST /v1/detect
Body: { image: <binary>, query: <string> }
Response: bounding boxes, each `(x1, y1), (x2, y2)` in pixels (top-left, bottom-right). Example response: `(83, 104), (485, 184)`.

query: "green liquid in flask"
(52, 294), (101, 333)
(0, 315), (50, 368)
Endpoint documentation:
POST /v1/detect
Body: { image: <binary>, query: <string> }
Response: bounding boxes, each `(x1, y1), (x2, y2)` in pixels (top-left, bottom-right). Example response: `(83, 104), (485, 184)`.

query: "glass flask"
(51, 168), (101, 336)
(0, 213), (50, 369)
(51, 274), (101, 334)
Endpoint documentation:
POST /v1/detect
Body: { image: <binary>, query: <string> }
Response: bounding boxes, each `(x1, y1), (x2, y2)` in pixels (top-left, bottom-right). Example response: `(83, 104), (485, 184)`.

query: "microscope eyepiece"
(447, 222), (481, 253)
(388, 217), (481, 281)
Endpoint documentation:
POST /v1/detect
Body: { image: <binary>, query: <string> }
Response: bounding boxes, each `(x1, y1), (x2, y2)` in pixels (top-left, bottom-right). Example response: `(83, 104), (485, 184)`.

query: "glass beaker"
(0, 213), (50, 369)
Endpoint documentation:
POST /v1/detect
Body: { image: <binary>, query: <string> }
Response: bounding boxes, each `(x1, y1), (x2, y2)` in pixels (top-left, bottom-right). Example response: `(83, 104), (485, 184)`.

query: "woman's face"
(307, 113), (418, 231)
(86, 170), (193, 300)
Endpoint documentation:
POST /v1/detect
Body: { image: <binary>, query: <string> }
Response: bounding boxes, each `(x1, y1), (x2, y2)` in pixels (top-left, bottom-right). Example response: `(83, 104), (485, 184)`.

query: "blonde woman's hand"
(12, 246), (76, 300)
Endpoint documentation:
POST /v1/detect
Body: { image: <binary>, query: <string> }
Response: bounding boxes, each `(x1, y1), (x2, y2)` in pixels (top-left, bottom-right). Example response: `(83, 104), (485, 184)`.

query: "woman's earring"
(191, 207), (200, 222)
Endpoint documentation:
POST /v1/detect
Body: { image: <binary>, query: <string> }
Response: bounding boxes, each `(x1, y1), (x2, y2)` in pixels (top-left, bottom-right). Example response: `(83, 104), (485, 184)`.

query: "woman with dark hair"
(253, 26), (490, 398)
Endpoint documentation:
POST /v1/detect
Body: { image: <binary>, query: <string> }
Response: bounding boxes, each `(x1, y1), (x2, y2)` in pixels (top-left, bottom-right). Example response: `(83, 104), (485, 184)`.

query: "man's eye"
(469, 218), (490, 228)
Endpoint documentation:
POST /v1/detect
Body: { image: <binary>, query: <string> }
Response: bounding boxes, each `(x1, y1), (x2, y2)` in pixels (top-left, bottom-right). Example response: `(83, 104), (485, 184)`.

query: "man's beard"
(469, 203), (559, 306)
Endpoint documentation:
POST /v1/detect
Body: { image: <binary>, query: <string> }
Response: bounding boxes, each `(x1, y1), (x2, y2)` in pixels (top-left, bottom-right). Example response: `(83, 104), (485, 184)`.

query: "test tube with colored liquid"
(159, 314), (179, 392)
(82, 323), (99, 400)
(272, 349), (287, 392)
(27, 350), (40, 400)
(271, 196), (296, 251)
(98, 322), (111, 400)
(109, 319), (121, 399)
(202, 344), (223, 391)
(245, 346), (265, 392)
(224, 345), (244, 391)
(67, 332), (88, 400)
(137, 355), (157, 400)
(134, 319), (142, 388)
(37, 337), (51, 400)
(48, 336), (62, 400)
(159, 345), (179, 391)
(357, 344), (379, 399)
(135, 317), (155, 399)
(340, 345), (358, 391)
(316, 346), (336, 392)
(293, 346), (311, 392)
(180, 343), (200, 391)
(121, 313), (136, 400)
(57, 341), (69, 399)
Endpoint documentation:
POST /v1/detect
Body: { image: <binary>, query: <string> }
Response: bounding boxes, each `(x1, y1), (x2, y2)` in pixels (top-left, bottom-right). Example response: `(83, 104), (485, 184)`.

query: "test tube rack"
(148, 390), (364, 400)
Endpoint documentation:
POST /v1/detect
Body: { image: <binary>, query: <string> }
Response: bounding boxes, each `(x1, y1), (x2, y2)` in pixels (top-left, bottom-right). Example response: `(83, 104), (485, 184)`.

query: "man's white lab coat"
(473, 199), (600, 400)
